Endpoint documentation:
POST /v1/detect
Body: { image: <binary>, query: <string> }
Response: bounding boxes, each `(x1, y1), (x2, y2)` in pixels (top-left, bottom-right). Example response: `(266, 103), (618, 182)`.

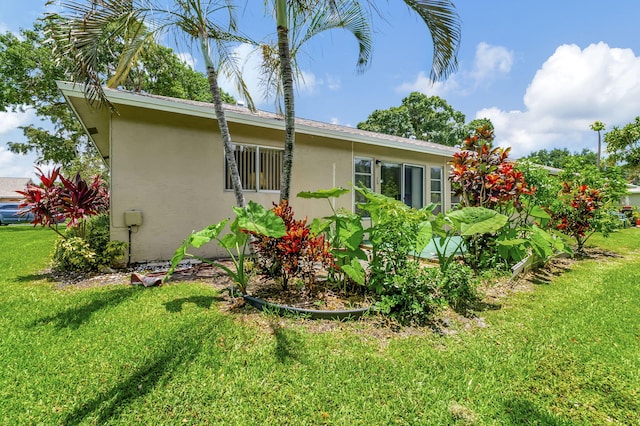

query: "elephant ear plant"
(297, 187), (368, 288)
(164, 201), (286, 294)
(432, 206), (509, 273)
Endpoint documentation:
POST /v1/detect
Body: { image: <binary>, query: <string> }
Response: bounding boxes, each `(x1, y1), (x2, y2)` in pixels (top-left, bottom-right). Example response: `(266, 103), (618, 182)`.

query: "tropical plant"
(18, 167), (126, 271)
(450, 126), (534, 212)
(355, 187), (434, 293)
(250, 200), (334, 290)
(273, 0), (461, 201)
(298, 188), (367, 289)
(449, 126), (537, 270)
(165, 201), (287, 294)
(45, 0), (253, 207)
(432, 206), (509, 272)
(18, 167), (109, 238)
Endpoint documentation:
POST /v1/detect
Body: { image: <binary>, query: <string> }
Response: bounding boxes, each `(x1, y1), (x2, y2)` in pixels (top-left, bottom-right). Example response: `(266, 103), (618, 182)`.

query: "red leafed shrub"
(17, 167), (109, 238)
(450, 127), (534, 212)
(251, 200), (334, 289)
(548, 182), (606, 254)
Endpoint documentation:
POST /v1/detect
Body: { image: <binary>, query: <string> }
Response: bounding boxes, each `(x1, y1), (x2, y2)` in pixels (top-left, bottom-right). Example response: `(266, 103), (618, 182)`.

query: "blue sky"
(3, 1), (640, 179)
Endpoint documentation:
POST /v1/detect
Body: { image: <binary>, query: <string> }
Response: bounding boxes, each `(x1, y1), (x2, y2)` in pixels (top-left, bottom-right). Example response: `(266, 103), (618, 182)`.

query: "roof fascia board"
(57, 81), (456, 157)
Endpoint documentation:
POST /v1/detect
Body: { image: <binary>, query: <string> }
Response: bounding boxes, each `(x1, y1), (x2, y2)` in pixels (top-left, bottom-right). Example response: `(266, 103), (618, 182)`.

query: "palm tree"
(45, 0), (254, 207)
(261, 0), (372, 202)
(590, 120), (606, 169)
(273, 0), (461, 202)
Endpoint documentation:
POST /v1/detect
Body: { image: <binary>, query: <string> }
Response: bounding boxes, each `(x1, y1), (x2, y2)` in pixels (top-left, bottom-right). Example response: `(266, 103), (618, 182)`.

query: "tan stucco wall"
(108, 104), (452, 262)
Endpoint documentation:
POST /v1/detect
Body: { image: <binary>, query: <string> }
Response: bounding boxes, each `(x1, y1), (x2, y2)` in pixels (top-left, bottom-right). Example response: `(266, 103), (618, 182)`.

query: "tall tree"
(46, 0), (252, 207)
(604, 116), (640, 182)
(525, 148), (597, 169)
(261, 0), (372, 201)
(275, 0), (461, 201)
(467, 117), (494, 136)
(1, 22), (234, 175)
(357, 92), (467, 146)
(590, 120), (605, 169)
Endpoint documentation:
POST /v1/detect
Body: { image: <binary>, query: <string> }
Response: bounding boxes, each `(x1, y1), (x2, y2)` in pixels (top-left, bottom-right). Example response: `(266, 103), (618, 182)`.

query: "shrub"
(251, 200), (334, 290)
(19, 168), (126, 272)
(298, 188), (367, 290)
(438, 262), (479, 311)
(548, 182), (617, 254)
(375, 263), (443, 326)
(52, 237), (96, 271)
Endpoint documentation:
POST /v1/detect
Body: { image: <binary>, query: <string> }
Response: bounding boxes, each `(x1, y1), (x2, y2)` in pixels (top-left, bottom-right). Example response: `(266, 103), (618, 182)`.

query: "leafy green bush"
(52, 215), (127, 271)
(52, 237), (96, 271)
(19, 168), (126, 272)
(375, 263), (443, 326)
(438, 262), (479, 311)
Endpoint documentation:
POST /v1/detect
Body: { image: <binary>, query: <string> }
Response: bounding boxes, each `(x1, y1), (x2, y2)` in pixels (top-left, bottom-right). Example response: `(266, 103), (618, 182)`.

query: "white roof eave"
(56, 81), (458, 158)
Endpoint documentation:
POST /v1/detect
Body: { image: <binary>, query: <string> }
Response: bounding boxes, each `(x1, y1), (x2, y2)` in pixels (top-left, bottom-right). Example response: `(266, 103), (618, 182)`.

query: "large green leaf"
(447, 207), (508, 236)
(297, 187), (350, 199)
(529, 205), (551, 220)
(415, 220), (433, 253)
(341, 258), (366, 285)
(233, 201), (286, 237)
(190, 220), (229, 248)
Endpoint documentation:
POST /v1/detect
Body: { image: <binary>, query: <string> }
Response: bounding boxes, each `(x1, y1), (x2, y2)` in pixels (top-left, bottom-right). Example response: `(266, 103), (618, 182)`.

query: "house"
(58, 81), (459, 263)
(0, 177), (32, 203)
(623, 184), (640, 208)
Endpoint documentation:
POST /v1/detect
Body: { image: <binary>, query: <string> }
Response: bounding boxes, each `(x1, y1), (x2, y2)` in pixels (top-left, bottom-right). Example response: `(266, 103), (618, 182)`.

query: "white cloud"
(176, 51), (197, 69)
(395, 71), (459, 97)
(396, 42), (513, 97)
(325, 75), (341, 91)
(478, 42), (640, 158)
(218, 43), (334, 108)
(471, 42), (514, 82)
(0, 109), (34, 135)
(0, 109), (41, 178)
(296, 70), (319, 95)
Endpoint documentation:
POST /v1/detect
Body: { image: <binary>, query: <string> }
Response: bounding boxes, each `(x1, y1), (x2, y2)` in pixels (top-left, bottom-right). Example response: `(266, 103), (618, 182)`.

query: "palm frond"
(298, 0), (372, 73)
(401, 0), (461, 81)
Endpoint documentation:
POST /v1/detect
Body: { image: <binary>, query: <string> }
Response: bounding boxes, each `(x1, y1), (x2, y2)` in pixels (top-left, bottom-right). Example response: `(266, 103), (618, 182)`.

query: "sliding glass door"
(380, 162), (425, 209)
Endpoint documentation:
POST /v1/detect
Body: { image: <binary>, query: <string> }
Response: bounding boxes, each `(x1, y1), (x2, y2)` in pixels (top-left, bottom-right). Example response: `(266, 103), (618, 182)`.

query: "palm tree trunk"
(200, 37), (245, 208)
(277, 0), (295, 202)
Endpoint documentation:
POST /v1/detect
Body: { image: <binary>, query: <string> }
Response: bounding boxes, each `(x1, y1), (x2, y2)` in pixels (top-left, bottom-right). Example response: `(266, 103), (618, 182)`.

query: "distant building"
(0, 177), (32, 203)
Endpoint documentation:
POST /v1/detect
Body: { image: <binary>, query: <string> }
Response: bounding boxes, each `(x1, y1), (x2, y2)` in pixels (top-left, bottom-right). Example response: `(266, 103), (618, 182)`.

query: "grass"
(1, 226), (639, 425)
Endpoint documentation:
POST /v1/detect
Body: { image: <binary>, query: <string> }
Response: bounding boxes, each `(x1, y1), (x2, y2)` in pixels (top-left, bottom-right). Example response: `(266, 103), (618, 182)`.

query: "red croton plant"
(548, 182), (604, 254)
(449, 126), (534, 212)
(251, 200), (334, 289)
(17, 167), (109, 238)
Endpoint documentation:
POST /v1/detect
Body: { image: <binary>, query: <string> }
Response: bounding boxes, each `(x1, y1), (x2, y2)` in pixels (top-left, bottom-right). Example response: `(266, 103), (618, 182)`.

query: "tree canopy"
(0, 22), (234, 175)
(604, 116), (640, 181)
(524, 148), (597, 169)
(356, 92), (469, 147)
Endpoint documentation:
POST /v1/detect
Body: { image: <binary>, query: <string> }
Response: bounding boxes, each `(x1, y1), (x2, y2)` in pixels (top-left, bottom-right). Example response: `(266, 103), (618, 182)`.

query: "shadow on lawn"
(30, 287), (141, 330)
(503, 399), (573, 425)
(12, 272), (50, 283)
(60, 319), (224, 425)
(163, 295), (220, 313)
(270, 321), (306, 364)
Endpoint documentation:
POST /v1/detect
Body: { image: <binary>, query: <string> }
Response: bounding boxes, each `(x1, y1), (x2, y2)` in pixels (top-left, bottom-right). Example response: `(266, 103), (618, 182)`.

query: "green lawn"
(1, 226), (638, 425)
